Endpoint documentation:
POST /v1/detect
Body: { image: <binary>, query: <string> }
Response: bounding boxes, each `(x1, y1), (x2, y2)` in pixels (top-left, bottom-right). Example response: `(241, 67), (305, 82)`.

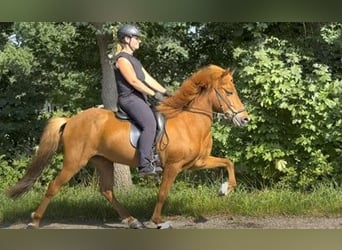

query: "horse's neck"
(159, 93), (213, 122)
(186, 96), (213, 121)
(181, 98), (213, 133)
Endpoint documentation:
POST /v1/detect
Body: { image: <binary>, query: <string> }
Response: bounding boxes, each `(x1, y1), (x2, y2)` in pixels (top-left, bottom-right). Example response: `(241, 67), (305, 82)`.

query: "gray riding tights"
(118, 95), (156, 169)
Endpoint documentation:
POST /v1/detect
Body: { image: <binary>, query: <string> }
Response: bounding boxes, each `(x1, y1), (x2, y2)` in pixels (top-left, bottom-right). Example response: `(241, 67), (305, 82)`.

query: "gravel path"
(2, 215), (342, 229)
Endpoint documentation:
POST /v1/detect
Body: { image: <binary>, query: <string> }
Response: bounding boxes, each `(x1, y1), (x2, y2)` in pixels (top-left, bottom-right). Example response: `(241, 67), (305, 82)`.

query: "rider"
(114, 24), (169, 177)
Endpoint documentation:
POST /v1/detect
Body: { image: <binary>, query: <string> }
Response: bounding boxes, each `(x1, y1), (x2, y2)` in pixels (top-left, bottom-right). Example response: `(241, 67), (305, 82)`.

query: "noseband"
(214, 88), (245, 120)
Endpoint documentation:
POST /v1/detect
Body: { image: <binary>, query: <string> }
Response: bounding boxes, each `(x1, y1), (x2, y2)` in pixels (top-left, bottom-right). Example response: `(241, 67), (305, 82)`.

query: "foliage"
(212, 33), (342, 189)
(137, 22), (192, 87)
(0, 154), (27, 189)
(0, 22), (101, 151)
(0, 22), (102, 190)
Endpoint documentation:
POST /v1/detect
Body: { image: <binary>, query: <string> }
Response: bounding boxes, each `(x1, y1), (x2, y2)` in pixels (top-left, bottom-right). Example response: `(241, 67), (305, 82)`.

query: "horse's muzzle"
(224, 109), (249, 127)
(231, 113), (249, 127)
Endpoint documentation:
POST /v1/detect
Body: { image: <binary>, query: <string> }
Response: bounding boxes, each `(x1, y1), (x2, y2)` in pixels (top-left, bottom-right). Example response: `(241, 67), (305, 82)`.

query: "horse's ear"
(226, 67), (235, 75)
(222, 68), (234, 77)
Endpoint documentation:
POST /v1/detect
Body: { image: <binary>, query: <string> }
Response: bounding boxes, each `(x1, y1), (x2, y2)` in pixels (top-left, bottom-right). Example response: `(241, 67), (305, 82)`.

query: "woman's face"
(125, 36), (141, 51)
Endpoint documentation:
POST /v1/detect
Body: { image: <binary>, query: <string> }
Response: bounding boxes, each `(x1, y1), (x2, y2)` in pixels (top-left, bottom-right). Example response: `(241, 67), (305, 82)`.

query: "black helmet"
(117, 24), (141, 43)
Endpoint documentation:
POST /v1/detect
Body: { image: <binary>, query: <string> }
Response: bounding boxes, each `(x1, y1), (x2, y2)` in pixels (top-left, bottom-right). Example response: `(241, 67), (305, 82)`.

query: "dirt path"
(2, 215), (342, 229)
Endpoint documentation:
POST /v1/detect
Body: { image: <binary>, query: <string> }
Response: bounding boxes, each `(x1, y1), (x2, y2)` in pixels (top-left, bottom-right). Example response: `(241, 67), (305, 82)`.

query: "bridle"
(184, 87), (245, 122)
(214, 88), (246, 121)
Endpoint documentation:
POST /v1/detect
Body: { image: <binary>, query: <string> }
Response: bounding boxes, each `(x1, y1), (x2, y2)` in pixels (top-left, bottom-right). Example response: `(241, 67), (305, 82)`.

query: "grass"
(2, 182), (342, 224)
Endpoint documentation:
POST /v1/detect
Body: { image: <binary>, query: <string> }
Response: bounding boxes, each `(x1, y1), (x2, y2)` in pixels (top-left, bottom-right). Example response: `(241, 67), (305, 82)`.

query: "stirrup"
(152, 146), (162, 168)
(138, 165), (162, 178)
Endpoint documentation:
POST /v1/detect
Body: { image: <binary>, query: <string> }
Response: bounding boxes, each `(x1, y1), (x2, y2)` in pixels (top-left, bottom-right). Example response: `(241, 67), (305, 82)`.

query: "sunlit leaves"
(223, 32), (342, 189)
(320, 23), (342, 45)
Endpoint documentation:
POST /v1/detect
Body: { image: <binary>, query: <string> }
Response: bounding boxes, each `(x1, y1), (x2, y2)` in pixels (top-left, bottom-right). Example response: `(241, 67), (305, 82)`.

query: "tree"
(92, 22), (118, 112)
(91, 22), (133, 190)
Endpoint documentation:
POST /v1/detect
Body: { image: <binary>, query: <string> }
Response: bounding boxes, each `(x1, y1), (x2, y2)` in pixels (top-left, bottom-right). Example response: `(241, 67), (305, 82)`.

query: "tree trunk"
(96, 31), (118, 112)
(113, 164), (133, 190)
(95, 25), (133, 190)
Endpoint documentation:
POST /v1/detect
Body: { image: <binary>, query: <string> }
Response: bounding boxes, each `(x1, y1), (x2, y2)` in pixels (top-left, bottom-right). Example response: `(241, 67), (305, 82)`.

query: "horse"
(6, 64), (249, 229)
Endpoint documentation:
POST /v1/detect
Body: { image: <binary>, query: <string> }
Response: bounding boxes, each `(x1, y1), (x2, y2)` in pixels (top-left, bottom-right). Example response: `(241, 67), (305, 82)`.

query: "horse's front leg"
(151, 163), (180, 225)
(194, 156), (236, 195)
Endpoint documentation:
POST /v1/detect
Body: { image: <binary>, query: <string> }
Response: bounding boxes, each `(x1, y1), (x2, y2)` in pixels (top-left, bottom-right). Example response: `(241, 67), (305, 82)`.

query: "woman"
(114, 24), (169, 177)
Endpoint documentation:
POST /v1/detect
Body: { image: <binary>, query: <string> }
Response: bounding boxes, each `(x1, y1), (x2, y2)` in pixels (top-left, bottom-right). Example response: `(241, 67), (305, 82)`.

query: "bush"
(211, 36), (342, 190)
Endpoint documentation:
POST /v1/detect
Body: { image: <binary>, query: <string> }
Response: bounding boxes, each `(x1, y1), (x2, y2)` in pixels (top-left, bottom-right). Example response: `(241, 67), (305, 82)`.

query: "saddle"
(115, 106), (166, 149)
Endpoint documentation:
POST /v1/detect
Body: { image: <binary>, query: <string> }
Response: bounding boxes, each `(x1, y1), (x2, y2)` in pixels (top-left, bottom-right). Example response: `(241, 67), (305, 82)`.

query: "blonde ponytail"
(114, 43), (124, 56)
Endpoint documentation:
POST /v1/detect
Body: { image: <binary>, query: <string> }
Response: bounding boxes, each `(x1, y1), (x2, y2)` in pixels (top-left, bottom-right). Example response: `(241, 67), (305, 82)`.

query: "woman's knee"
(141, 119), (156, 132)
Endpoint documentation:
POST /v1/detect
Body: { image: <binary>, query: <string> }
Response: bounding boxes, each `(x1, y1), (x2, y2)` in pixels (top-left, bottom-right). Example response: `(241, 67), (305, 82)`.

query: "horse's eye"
(225, 90), (233, 96)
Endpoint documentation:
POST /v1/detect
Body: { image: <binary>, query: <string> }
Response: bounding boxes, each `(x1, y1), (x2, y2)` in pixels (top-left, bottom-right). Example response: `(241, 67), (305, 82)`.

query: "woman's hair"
(114, 42), (124, 56)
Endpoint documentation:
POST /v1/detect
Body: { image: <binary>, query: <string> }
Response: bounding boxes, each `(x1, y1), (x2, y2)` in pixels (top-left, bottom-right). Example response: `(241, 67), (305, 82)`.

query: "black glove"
(163, 90), (172, 97)
(153, 92), (165, 102)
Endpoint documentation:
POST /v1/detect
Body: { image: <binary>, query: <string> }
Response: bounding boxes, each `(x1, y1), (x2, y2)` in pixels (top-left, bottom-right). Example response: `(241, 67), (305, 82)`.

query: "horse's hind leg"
(29, 158), (85, 228)
(90, 156), (143, 229)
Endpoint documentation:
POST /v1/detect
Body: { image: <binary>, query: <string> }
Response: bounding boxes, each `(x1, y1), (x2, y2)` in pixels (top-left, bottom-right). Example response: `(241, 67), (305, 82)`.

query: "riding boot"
(138, 147), (162, 177)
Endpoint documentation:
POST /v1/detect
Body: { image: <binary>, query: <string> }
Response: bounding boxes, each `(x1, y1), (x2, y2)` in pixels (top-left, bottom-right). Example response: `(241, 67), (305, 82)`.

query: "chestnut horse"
(6, 64), (249, 229)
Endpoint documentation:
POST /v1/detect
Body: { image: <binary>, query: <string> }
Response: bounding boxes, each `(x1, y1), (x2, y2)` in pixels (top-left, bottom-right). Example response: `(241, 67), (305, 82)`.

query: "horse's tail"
(6, 117), (68, 199)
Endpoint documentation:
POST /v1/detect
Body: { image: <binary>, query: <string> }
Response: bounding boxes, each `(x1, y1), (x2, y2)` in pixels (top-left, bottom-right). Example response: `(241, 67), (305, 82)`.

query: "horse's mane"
(157, 64), (229, 118)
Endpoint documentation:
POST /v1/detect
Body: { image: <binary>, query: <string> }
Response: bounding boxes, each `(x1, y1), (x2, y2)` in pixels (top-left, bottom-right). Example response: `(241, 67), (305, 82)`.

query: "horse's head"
(209, 66), (249, 127)
(158, 65), (249, 127)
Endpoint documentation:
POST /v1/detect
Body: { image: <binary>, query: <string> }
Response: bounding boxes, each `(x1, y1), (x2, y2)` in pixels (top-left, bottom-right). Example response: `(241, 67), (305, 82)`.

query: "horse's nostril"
(242, 117), (249, 125)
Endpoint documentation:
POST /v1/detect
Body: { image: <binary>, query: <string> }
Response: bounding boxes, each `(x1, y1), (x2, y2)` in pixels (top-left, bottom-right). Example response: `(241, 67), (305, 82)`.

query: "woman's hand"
(153, 92), (165, 102)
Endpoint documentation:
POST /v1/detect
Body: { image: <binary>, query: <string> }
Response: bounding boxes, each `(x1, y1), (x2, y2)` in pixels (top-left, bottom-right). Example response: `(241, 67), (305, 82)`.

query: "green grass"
(2, 182), (342, 224)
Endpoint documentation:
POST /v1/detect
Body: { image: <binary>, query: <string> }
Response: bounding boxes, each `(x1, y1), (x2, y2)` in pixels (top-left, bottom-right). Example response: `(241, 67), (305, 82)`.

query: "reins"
(183, 107), (213, 121)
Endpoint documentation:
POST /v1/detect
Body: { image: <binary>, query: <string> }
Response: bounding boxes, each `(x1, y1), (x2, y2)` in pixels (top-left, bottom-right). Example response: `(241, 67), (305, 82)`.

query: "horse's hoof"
(128, 219), (144, 229)
(143, 220), (172, 229)
(157, 221), (173, 229)
(31, 212), (37, 219)
(143, 220), (159, 229)
(218, 182), (229, 196)
(26, 223), (39, 229)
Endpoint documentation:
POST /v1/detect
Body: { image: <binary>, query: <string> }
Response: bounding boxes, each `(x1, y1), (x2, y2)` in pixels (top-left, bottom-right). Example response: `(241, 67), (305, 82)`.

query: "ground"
(2, 215), (342, 229)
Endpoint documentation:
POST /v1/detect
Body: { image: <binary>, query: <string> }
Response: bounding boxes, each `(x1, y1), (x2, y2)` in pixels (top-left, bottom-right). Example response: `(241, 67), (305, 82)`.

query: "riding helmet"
(117, 24), (141, 43)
